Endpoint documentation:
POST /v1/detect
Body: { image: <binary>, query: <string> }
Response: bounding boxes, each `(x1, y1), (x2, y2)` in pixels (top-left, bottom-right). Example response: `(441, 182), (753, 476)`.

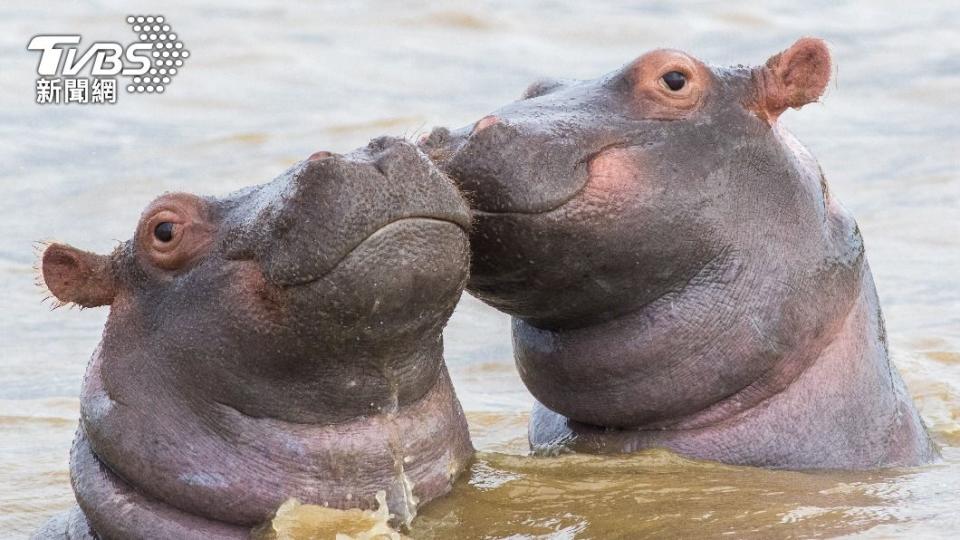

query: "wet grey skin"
(420, 38), (938, 469)
(33, 137), (474, 539)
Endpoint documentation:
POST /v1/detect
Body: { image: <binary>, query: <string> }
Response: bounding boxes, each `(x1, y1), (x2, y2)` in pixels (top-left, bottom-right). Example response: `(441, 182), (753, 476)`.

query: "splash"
(261, 491), (404, 540)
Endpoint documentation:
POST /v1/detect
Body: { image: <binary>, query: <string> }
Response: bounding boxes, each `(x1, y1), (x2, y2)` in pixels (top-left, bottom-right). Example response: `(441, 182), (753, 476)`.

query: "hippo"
(421, 38), (938, 469)
(34, 137), (474, 539)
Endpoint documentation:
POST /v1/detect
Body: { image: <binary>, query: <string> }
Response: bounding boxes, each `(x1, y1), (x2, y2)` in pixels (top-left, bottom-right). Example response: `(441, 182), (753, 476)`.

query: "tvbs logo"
(27, 15), (189, 105)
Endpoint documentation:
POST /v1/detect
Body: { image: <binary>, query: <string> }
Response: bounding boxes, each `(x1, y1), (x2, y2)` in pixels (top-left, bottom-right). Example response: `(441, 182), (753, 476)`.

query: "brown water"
(1, 1), (958, 538)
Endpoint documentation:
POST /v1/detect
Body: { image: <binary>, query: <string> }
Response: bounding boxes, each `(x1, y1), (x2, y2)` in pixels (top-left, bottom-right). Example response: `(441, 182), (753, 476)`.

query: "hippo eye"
(661, 71), (686, 91)
(138, 194), (213, 271)
(154, 222), (175, 242)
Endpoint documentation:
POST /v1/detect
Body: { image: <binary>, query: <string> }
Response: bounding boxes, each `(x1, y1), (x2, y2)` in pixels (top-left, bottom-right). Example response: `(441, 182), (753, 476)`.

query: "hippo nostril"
(472, 115), (501, 134)
(308, 150), (334, 161)
(366, 135), (412, 154)
(419, 127), (450, 149)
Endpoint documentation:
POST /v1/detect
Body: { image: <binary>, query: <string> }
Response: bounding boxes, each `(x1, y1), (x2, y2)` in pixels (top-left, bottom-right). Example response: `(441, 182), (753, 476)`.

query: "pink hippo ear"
(755, 37), (832, 122)
(40, 242), (115, 308)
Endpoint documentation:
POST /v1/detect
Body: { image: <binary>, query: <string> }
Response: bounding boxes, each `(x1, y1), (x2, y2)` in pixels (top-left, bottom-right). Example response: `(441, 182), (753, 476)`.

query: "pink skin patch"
(308, 150), (333, 161)
(587, 147), (642, 192)
(472, 115), (500, 133)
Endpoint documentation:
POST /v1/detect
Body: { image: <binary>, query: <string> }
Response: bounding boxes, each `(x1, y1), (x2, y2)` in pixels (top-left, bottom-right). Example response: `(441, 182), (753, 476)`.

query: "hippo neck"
(78, 347), (473, 529)
(204, 339), (450, 425)
(96, 316), (450, 426)
(525, 267), (938, 467)
(512, 244), (876, 431)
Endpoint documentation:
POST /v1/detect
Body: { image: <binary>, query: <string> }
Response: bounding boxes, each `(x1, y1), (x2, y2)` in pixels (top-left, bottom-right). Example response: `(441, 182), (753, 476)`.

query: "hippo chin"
(422, 38), (938, 469)
(35, 137), (474, 538)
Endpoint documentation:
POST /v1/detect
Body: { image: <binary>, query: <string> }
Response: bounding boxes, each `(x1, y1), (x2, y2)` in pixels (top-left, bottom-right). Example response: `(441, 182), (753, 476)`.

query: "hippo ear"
(39, 243), (115, 308)
(755, 37), (831, 122)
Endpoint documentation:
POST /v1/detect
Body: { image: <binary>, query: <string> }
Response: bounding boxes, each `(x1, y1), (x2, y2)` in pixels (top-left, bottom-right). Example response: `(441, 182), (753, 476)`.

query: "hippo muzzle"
(227, 136), (470, 288)
(420, 84), (637, 217)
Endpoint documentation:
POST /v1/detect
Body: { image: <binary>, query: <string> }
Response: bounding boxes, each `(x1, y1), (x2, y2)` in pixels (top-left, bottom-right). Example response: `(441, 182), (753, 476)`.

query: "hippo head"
(39, 137), (474, 535)
(42, 137), (470, 423)
(422, 38), (842, 330)
(422, 39), (869, 432)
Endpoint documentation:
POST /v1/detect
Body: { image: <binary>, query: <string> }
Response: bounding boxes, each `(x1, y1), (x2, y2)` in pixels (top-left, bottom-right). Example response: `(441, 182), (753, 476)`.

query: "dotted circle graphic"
(125, 15), (188, 94)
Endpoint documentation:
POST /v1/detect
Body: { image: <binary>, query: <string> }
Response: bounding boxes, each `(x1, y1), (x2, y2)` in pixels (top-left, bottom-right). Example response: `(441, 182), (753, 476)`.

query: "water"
(1, 1), (958, 538)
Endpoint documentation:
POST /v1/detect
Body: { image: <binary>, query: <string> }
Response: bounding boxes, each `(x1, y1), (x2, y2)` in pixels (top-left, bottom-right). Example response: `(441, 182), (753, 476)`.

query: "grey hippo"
(34, 137), (473, 538)
(421, 38), (938, 469)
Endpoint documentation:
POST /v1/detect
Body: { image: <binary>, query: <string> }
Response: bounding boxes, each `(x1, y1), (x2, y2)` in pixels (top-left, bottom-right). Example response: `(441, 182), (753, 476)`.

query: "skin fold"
(33, 137), (474, 539)
(421, 38), (938, 469)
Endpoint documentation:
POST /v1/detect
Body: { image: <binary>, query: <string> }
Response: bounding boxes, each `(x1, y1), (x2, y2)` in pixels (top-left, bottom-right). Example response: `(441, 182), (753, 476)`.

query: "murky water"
(1, 1), (958, 538)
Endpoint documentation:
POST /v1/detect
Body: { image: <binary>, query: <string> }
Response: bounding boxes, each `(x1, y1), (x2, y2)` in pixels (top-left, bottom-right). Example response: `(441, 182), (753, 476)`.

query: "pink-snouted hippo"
(420, 38), (938, 469)
(33, 138), (474, 539)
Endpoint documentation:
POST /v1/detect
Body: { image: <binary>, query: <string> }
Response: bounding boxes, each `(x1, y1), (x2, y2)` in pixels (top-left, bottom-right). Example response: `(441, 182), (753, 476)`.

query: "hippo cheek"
(466, 145), (670, 325)
(583, 146), (652, 197)
(225, 260), (289, 332)
(465, 146), (645, 291)
(171, 218), (470, 427)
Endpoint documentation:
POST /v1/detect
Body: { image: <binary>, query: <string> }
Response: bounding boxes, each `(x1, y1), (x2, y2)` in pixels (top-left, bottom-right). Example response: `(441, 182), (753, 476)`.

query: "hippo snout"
(227, 137), (470, 287)
(420, 125), (465, 161)
(421, 118), (594, 215)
